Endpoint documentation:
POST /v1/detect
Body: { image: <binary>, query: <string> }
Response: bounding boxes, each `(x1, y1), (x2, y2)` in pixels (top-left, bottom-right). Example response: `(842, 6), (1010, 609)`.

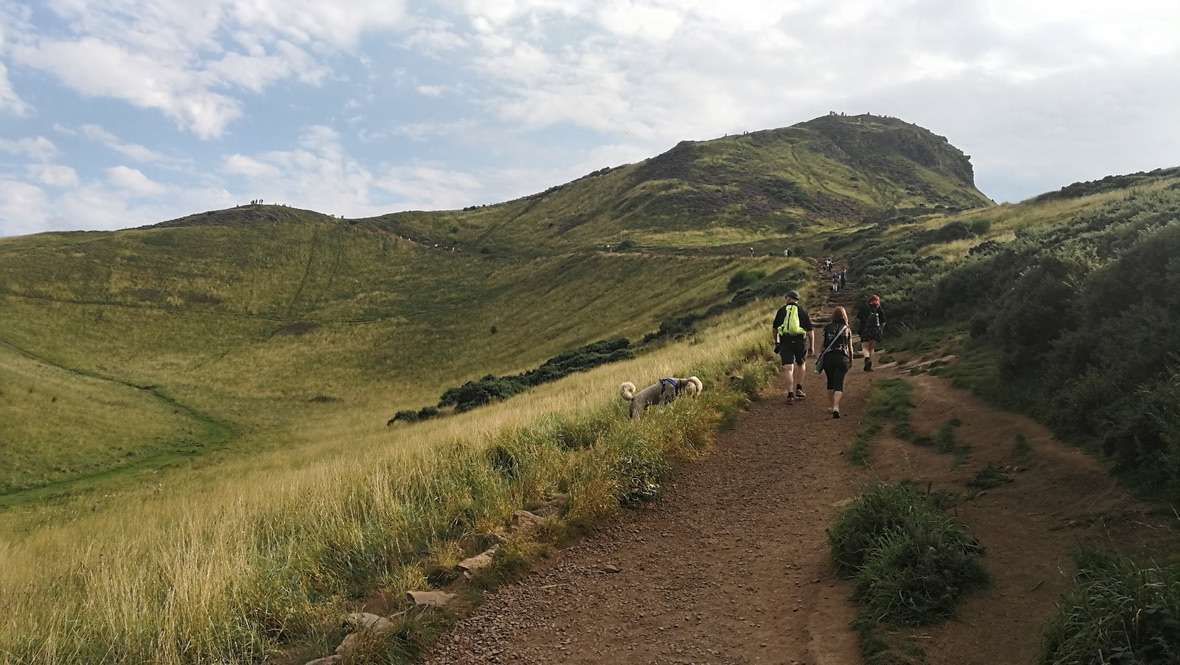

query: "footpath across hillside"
(426, 364), (1180, 665)
(429, 369), (869, 665)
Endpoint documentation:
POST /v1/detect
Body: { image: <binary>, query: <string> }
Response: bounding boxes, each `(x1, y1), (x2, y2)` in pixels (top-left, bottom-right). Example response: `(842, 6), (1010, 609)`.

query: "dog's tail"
(685, 376), (704, 396)
(619, 382), (637, 401)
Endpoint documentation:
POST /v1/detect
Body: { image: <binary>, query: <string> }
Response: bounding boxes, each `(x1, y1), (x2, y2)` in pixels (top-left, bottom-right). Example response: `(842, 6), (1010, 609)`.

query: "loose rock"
(408, 590), (458, 607)
(458, 547), (498, 576)
(509, 510), (546, 537)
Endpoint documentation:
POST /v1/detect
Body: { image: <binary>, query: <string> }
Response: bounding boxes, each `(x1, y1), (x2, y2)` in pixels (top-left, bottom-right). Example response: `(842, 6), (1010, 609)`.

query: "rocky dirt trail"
(863, 373), (1180, 665)
(424, 259), (1180, 665)
(429, 369), (872, 665)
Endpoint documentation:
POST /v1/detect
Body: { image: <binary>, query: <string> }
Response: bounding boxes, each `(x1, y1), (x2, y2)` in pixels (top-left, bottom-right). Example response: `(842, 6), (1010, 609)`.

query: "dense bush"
(727, 269), (766, 292)
(854, 186), (1180, 500)
(390, 339), (634, 421)
(1041, 551), (1180, 665)
(439, 338), (633, 412)
(830, 482), (987, 662)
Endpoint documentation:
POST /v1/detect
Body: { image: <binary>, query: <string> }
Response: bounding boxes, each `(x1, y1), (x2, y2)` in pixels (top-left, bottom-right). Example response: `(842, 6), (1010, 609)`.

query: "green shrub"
(727, 269), (766, 292)
(829, 482), (934, 575)
(1041, 551), (1180, 665)
(854, 518), (988, 625)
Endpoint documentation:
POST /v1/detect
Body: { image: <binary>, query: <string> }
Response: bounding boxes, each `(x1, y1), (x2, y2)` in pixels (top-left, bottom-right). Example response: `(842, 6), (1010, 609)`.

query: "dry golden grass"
(0, 304), (778, 664)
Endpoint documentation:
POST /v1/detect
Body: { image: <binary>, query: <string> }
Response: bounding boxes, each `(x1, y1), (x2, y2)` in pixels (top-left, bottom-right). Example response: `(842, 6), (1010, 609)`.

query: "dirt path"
(426, 261), (1179, 665)
(429, 368), (873, 665)
(864, 374), (1180, 665)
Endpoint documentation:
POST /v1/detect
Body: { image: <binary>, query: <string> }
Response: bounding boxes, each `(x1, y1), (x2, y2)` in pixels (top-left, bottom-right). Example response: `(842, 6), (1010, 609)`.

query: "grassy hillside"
(837, 167), (1180, 499)
(0, 306), (780, 664)
(0, 216), (800, 503)
(359, 113), (992, 253)
(0, 112), (996, 662)
(0, 112), (989, 504)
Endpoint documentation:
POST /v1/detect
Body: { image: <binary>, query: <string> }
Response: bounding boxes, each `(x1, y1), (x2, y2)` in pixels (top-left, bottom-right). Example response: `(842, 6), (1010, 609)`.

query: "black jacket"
(858, 305), (886, 335)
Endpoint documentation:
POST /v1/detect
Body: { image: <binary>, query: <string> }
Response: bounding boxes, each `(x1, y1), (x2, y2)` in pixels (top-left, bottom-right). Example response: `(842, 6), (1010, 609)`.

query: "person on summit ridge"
(772, 290), (816, 404)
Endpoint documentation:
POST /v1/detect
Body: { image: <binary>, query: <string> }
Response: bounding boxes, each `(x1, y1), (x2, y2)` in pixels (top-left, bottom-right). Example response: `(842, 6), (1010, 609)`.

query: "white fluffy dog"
(619, 376), (703, 420)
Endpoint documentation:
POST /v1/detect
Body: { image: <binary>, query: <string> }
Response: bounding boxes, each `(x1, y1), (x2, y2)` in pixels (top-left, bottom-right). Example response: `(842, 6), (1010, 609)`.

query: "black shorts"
(861, 331), (881, 343)
(777, 335), (807, 366)
(824, 353), (851, 391)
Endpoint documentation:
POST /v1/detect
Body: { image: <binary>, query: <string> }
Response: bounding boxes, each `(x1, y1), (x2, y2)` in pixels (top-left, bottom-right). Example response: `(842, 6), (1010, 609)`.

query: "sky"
(1, 0), (1179, 237)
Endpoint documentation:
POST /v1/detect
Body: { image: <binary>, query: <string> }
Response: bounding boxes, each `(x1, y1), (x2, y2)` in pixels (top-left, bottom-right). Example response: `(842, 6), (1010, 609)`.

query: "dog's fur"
(619, 376), (703, 419)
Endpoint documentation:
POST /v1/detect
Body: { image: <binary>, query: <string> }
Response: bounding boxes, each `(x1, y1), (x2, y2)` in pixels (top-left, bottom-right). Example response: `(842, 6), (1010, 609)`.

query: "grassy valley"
(8, 111), (1177, 664)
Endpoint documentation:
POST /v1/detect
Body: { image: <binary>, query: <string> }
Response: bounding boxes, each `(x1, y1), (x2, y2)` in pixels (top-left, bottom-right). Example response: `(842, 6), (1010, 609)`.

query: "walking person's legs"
(794, 360), (806, 399)
(862, 339), (876, 371)
(827, 355), (850, 417)
(783, 361), (796, 401)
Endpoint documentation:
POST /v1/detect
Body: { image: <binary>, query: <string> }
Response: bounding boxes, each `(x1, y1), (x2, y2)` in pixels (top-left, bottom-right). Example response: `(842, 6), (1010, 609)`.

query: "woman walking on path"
(858, 294), (886, 372)
(819, 306), (854, 418)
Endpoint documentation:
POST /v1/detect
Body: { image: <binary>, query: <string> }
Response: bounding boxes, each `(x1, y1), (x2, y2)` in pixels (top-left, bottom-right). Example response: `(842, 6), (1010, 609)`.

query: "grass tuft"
(849, 379), (914, 466)
(829, 482), (988, 662)
(1041, 550), (1180, 665)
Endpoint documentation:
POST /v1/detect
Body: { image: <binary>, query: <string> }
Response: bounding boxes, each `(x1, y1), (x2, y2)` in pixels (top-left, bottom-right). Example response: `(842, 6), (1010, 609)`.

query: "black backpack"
(862, 309), (882, 336)
(823, 324), (849, 353)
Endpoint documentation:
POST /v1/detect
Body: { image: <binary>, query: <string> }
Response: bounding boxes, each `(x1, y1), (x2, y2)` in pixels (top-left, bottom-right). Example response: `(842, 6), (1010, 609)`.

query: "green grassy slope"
(358, 113), (992, 253)
(836, 167), (1180, 499)
(0, 112), (990, 503)
(0, 216), (799, 501)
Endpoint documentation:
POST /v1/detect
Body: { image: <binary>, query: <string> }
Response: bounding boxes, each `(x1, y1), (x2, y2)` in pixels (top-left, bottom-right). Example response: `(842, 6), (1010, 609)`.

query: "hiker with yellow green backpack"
(772, 290), (816, 404)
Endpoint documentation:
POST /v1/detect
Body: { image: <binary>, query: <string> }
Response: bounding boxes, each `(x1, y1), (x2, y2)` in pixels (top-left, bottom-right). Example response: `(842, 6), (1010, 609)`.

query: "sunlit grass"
(0, 305), (778, 664)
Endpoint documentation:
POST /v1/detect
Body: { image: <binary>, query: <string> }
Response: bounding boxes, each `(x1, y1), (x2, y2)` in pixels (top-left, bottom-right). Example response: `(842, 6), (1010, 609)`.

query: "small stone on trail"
(343, 612), (395, 633)
(602, 564), (622, 574)
(458, 547), (498, 575)
(509, 510), (546, 536)
(407, 590), (457, 607)
(531, 494), (570, 517)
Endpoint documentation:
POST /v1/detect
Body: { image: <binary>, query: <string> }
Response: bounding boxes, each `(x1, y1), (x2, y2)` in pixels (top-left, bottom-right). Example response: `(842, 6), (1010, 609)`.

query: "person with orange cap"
(857, 294), (886, 371)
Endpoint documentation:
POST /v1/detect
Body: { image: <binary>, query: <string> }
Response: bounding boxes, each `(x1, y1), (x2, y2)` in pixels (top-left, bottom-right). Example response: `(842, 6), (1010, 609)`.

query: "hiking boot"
(795, 386), (806, 399)
(864, 358), (873, 372)
(786, 392), (795, 404)
(832, 410), (841, 419)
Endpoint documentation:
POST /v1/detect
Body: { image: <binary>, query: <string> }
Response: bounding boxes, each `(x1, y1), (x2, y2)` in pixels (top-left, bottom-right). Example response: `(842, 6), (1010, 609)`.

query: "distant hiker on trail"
(839, 270), (847, 289)
(858, 294), (886, 372)
(773, 290), (816, 404)
(817, 305), (854, 418)
(823, 258), (833, 272)
(831, 276), (840, 294)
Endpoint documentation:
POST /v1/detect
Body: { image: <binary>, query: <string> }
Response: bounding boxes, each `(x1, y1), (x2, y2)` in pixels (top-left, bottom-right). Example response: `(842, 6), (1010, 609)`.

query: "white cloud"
(13, 37), (242, 139)
(0, 136), (57, 161)
(223, 154), (281, 179)
(68, 124), (189, 167)
(28, 164), (79, 187)
(415, 84), (448, 97)
(0, 62), (30, 115)
(105, 165), (165, 197)
(8, 0), (410, 138)
(0, 180), (50, 235)
(377, 166), (484, 209)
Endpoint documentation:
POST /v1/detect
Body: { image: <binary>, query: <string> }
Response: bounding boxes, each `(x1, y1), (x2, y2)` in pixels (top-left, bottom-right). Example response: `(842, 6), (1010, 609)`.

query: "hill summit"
(358, 113), (993, 252)
(148, 113), (992, 253)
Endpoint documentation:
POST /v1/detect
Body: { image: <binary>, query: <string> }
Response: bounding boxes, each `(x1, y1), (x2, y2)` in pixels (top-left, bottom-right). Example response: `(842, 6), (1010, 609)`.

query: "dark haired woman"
(820, 306), (854, 418)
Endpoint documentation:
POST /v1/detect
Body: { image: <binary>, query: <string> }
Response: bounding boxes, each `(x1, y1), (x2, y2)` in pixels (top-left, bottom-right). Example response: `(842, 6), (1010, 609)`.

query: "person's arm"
(772, 308), (784, 344)
(845, 328), (854, 359)
(800, 308), (817, 355)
